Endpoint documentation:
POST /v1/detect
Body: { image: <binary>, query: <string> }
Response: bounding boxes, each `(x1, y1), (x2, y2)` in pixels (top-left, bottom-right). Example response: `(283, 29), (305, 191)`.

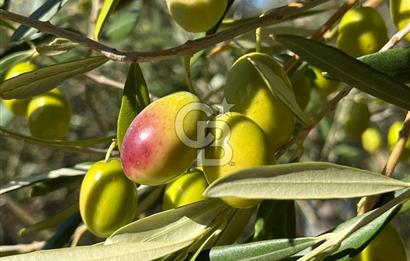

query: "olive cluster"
(77, 3), (409, 242)
(2, 62), (71, 140)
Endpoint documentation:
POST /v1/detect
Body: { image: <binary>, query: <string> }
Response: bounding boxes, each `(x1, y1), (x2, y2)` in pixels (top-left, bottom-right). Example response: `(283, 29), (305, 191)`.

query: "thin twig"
(380, 22), (410, 52)
(0, 0), (330, 63)
(84, 72), (124, 89)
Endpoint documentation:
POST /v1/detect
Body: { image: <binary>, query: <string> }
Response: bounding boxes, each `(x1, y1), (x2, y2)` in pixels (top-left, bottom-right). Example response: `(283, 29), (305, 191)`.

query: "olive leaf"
(19, 203), (79, 237)
(106, 199), (230, 244)
(0, 162), (91, 195)
(324, 204), (401, 260)
(0, 56), (108, 99)
(11, 0), (71, 41)
(204, 162), (410, 200)
(210, 237), (317, 261)
(116, 63), (150, 150)
(94, 0), (121, 41)
(3, 239), (201, 261)
(247, 56), (310, 126)
(274, 34), (410, 110)
(358, 46), (410, 83)
(0, 50), (34, 80)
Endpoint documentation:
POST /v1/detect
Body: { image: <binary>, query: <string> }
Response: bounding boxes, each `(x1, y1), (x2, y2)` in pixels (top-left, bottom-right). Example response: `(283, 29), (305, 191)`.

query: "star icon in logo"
(220, 98), (235, 113)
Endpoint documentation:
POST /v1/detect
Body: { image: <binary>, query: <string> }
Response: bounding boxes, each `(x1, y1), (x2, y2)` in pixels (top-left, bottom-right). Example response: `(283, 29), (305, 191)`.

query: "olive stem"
(104, 140), (117, 162)
(0, 0), (331, 63)
(255, 27), (262, 52)
(183, 55), (196, 95)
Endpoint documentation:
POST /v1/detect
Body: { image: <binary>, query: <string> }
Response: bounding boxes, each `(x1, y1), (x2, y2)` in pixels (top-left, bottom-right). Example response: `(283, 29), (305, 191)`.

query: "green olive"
(361, 127), (382, 153)
(27, 88), (71, 140)
(166, 0), (228, 32)
(390, 0), (410, 42)
(163, 168), (208, 210)
(353, 224), (407, 261)
(203, 112), (268, 209)
(311, 66), (340, 96)
(224, 52), (295, 151)
(2, 62), (37, 116)
(337, 7), (388, 57)
(79, 159), (138, 238)
(387, 121), (410, 160)
(343, 101), (370, 140)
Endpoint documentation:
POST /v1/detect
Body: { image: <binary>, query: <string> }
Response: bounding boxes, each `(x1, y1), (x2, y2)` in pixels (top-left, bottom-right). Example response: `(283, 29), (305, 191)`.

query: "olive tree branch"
(0, 126), (111, 155)
(0, 0), (330, 63)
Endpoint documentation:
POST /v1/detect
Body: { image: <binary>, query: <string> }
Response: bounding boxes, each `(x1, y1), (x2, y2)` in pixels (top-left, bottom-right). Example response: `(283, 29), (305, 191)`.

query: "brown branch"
(0, 0), (330, 63)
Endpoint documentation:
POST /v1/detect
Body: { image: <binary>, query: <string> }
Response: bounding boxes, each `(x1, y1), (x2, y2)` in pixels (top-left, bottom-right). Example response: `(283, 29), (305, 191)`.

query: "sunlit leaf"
(275, 34), (410, 110)
(205, 162), (410, 200)
(0, 56), (108, 99)
(116, 63), (150, 150)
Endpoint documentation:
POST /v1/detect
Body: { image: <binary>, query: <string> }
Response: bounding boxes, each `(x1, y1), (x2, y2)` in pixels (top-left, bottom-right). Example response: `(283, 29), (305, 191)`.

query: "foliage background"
(0, 0), (409, 255)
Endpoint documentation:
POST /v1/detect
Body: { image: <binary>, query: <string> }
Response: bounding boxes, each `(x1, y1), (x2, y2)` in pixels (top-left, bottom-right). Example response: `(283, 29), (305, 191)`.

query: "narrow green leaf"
(254, 200), (295, 241)
(3, 239), (198, 261)
(104, 9), (140, 42)
(0, 50), (34, 80)
(359, 46), (410, 83)
(42, 212), (82, 249)
(19, 203), (79, 237)
(11, 0), (70, 41)
(204, 162), (410, 200)
(0, 162), (91, 195)
(94, 0), (121, 41)
(0, 56), (108, 99)
(117, 63), (150, 149)
(275, 34), (410, 110)
(325, 205), (400, 260)
(210, 237), (317, 261)
(106, 199), (230, 244)
(248, 56), (309, 126)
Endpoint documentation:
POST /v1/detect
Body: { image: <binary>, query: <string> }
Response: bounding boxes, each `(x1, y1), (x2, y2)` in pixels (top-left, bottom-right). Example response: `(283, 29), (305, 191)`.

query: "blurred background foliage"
(0, 0), (409, 256)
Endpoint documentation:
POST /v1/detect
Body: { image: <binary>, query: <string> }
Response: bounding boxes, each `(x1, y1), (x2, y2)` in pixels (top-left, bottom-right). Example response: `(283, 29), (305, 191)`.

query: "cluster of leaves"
(1, 0), (410, 260)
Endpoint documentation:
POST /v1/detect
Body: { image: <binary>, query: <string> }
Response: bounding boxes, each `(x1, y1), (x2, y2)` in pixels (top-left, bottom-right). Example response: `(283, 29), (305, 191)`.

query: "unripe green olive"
(121, 91), (206, 185)
(224, 52), (295, 151)
(390, 0), (410, 42)
(387, 121), (410, 160)
(27, 88), (71, 140)
(203, 112), (268, 209)
(337, 7), (388, 57)
(353, 224), (407, 261)
(2, 62), (37, 116)
(163, 168), (208, 210)
(166, 0), (228, 32)
(311, 66), (340, 96)
(343, 101), (370, 140)
(361, 127), (382, 153)
(79, 159), (138, 238)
